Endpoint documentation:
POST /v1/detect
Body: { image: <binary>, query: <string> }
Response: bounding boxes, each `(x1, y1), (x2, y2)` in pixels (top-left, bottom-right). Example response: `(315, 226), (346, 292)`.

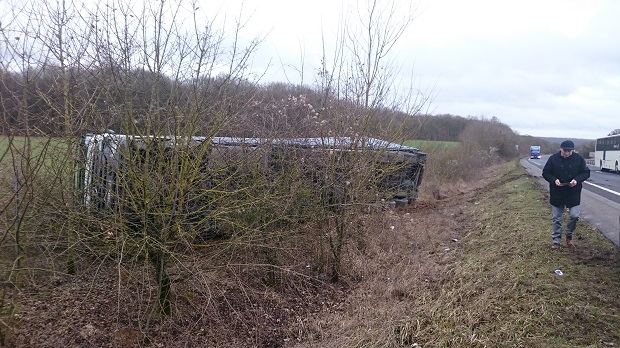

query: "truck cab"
(530, 145), (541, 159)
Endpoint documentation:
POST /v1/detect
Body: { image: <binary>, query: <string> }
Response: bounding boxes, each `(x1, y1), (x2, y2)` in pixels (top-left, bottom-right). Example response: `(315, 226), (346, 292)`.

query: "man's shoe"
(551, 243), (560, 250)
(566, 236), (574, 247)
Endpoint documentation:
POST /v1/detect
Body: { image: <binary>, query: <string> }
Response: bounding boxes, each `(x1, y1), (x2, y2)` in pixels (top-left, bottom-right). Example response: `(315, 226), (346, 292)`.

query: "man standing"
(542, 140), (590, 249)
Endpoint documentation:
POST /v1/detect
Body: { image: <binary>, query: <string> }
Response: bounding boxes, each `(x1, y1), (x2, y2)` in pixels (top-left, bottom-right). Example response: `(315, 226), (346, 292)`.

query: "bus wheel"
(616, 161), (619, 174)
(601, 160), (607, 172)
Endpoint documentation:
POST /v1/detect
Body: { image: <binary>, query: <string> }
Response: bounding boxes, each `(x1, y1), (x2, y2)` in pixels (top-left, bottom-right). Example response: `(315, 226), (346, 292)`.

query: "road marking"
(584, 181), (620, 197)
(527, 159), (544, 168)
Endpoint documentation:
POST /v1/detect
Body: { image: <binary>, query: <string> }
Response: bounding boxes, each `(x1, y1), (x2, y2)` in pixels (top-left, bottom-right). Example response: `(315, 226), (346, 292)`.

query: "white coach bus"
(595, 129), (620, 172)
(76, 133), (428, 211)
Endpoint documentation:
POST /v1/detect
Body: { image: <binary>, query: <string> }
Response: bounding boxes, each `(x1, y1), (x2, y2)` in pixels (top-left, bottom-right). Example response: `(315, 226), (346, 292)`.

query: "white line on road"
(584, 181), (620, 197)
(528, 159), (544, 168)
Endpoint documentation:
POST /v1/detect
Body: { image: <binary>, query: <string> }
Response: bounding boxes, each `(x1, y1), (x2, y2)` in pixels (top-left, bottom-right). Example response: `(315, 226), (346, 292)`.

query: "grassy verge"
(290, 160), (620, 347)
(422, 162), (620, 347)
(2, 156), (619, 347)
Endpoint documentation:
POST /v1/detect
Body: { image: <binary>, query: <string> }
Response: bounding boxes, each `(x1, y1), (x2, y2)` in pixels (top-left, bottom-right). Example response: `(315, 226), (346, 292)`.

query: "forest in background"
(0, 67), (561, 157)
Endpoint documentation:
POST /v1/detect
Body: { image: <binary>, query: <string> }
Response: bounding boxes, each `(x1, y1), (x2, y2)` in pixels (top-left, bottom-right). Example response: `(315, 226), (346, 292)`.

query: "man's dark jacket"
(542, 151), (590, 207)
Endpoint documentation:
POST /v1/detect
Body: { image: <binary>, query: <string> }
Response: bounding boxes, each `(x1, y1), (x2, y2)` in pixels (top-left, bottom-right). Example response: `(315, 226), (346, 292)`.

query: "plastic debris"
(554, 269), (564, 276)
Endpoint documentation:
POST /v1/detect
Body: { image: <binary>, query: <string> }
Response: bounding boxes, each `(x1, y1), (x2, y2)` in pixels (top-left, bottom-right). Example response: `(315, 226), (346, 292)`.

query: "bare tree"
(302, 0), (428, 281)
(0, 0), (430, 344)
(345, 0), (414, 109)
(1, 0), (265, 319)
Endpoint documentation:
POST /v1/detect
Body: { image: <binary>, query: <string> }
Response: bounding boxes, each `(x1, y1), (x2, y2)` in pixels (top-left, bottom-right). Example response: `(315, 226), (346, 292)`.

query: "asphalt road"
(521, 156), (620, 247)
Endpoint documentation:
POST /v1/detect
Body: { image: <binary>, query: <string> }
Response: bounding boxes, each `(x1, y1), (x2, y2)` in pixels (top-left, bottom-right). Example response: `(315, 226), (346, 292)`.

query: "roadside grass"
(426, 163), (620, 347)
(289, 160), (620, 348)
(2, 145), (619, 347)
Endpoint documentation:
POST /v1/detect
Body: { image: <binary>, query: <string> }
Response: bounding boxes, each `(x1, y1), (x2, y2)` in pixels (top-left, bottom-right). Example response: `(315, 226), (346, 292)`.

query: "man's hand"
(555, 179), (576, 187)
(568, 179), (577, 187)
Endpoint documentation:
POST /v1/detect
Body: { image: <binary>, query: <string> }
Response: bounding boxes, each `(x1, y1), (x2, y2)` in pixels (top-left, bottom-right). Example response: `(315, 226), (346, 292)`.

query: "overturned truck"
(77, 133), (427, 237)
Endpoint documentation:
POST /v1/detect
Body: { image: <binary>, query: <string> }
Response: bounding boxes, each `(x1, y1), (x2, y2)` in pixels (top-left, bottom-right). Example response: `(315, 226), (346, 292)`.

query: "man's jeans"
(551, 205), (580, 244)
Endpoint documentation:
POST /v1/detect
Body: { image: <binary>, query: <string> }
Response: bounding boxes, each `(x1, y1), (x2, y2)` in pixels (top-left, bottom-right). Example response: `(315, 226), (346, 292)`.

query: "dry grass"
(2, 160), (620, 347)
(284, 160), (620, 348)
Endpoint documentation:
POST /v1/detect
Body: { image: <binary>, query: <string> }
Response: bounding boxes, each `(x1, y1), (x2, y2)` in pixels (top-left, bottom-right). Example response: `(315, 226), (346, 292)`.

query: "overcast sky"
(203, 0), (620, 140)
